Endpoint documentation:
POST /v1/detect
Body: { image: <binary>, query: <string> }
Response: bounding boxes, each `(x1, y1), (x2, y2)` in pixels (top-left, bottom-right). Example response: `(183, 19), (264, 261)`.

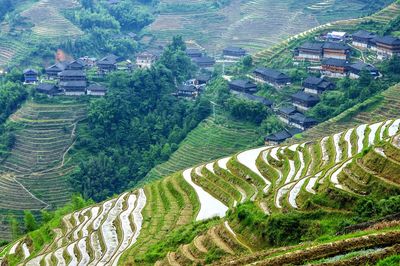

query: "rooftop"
(237, 92), (273, 107)
(373, 35), (400, 46)
(298, 42), (324, 50)
(291, 91), (319, 102)
(352, 30), (377, 39)
(323, 42), (351, 51)
(322, 58), (349, 67)
(278, 106), (297, 115)
(58, 70), (86, 77)
(229, 79), (257, 89)
(87, 84), (107, 92)
(253, 67), (289, 80)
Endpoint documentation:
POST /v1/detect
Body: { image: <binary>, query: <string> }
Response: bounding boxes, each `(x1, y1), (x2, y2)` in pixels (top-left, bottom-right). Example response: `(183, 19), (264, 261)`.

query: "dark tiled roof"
(323, 42), (351, 50)
(291, 91), (319, 102)
(319, 81), (334, 89)
(36, 83), (58, 92)
(178, 84), (197, 92)
(290, 112), (317, 123)
(372, 35), (400, 46)
(278, 106), (296, 115)
(60, 81), (87, 87)
(23, 69), (38, 74)
(192, 56), (215, 64)
(303, 76), (323, 85)
(223, 47), (246, 54)
(352, 30), (376, 39)
(98, 54), (119, 65)
(322, 58), (349, 67)
(265, 130), (291, 142)
(253, 67), (289, 80)
(58, 70), (86, 77)
(265, 128), (302, 142)
(196, 73), (211, 82)
(238, 92), (273, 106)
(349, 61), (378, 72)
(299, 42), (324, 50)
(87, 84), (107, 92)
(229, 79), (257, 89)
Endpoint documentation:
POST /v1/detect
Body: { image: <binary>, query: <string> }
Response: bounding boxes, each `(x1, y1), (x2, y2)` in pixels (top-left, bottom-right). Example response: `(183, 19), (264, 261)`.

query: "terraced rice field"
(150, 118), (400, 265)
(148, 0), (392, 54)
(300, 83), (400, 142)
(253, 1), (400, 63)
(4, 115), (400, 265)
(144, 115), (261, 182)
(20, 0), (82, 39)
(0, 101), (87, 241)
(0, 39), (28, 67)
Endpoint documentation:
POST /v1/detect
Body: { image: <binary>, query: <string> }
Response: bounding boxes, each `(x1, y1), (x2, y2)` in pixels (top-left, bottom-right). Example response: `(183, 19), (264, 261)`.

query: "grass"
(143, 114), (262, 183)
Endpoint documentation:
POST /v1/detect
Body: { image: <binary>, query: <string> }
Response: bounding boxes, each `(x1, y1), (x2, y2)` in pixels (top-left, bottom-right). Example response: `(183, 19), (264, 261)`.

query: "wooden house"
(289, 113), (317, 130)
(223, 47), (246, 60)
(23, 69), (38, 84)
(352, 30), (377, 49)
(45, 62), (68, 79)
(97, 54), (119, 72)
(291, 91), (319, 112)
(294, 42), (324, 62)
(136, 52), (157, 69)
(264, 128), (302, 145)
(66, 60), (85, 70)
(303, 76), (334, 95)
(192, 56), (215, 68)
(371, 36), (400, 60)
(322, 42), (351, 60)
(59, 81), (87, 96)
(36, 83), (60, 96)
(87, 84), (107, 96)
(229, 79), (258, 93)
(321, 58), (349, 78)
(348, 61), (379, 79)
(252, 67), (291, 88)
(277, 106), (297, 124)
(176, 84), (198, 98)
(58, 70), (87, 95)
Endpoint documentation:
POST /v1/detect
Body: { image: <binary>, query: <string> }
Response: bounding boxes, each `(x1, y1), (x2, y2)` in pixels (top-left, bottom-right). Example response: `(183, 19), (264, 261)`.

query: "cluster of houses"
(294, 30), (400, 79)
(23, 58), (109, 96)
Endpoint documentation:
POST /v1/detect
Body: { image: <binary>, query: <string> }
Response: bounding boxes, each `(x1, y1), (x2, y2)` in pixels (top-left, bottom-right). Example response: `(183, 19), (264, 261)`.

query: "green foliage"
(23, 211), (37, 233)
(71, 44), (210, 201)
(135, 218), (218, 263)
(376, 255), (400, 266)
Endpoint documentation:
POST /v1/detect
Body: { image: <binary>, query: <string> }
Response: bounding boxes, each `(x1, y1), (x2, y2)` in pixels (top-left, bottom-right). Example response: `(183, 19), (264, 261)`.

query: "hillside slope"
(2, 116), (400, 265)
(0, 100), (86, 241)
(147, 0), (393, 53)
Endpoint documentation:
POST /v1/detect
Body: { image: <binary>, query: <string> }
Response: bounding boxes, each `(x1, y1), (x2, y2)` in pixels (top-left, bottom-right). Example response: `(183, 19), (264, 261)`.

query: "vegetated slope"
(0, 100), (86, 241)
(253, 0), (400, 63)
(299, 83), (400, 142)
(147, 0), (392, 54)
(144, 115), (262, 182)
(19, 0), (82, 39)
(0, 0), (82, 68)
(3, 115), (400, 265)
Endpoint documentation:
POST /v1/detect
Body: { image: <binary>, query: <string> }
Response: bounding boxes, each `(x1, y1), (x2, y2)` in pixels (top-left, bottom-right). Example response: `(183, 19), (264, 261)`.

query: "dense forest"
(62, 0), (155, 57)
(70, 37), (211, 201)
(0, 70), (28, 160)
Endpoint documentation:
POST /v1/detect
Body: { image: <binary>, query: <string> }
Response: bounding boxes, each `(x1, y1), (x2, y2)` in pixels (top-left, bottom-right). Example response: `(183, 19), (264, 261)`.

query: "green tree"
(24, 211), (37, 232)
